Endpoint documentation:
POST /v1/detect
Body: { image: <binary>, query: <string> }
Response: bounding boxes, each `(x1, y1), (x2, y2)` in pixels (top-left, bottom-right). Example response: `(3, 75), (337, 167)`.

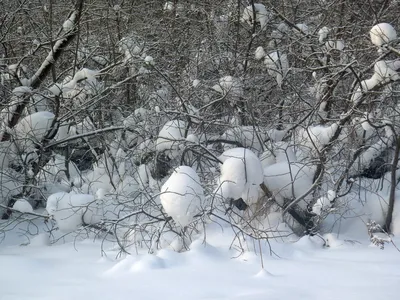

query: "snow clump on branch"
(370, 23), (397, 47)
(255, 47), (289, 88)
(241, 4), (271, 31)
(216, 148), (264, 205)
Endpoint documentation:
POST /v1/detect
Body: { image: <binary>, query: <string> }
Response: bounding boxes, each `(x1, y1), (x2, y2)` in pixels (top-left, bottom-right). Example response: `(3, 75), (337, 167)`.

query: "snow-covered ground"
(1, 219), (400, 300)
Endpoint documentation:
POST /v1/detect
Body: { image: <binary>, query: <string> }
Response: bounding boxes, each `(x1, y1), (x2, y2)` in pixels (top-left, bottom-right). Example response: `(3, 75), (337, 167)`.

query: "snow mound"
(130, 254), (165, 272)
(187, 240), (223, 261)
(14, 111), (55, 142)
(156, 248), (185, 267)
(217, 148), (263, 205)
(46, 192), (102, 232)
(370, 23), (397, 47)
(73, 68), (98, 83)
(144, 56), (154, 65)
(296, 123), (338, 157)
(12, 198), (33, 213)
(158, 231), (184, 252)
(255, 46), (266, 60)
(254, 268), (274, 278)
(160, 166), (204, 227)
(264, 162), (314, 209)
(13, 111), (55, 152)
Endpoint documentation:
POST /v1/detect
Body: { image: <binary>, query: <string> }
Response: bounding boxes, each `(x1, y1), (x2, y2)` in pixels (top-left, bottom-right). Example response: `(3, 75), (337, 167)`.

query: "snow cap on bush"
(160, 166), (204, 227)
(370, 23), (397, 47)
(217, 148), (263, 205)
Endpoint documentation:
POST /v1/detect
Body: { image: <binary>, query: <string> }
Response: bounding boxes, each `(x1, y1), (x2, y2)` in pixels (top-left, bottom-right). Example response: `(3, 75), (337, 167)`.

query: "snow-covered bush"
(3, 0), (400, 254)
(12, 111), (55, 153)
(160, 166), (204, 227)
(46, 192), (102, 232)
(216, 148), (264, 206)
(156, 119), (186, 157)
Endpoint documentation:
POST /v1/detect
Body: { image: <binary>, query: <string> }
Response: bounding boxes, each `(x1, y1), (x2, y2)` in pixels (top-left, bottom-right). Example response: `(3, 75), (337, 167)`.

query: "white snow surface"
(160, 166), (204, 227)
(217, 148), (264, 205)
(1, 219), (400, 300)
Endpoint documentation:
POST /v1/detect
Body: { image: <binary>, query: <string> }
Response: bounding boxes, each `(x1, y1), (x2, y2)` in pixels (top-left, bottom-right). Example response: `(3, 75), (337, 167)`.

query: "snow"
(241, 4), (270, 31)
(163, 1), (174, 11)
(350, 125), (395, 175)
(156, 119), (186, 153)
(318, 26), (330, 43)
(325, 40), (345, 51)
(212, 76), (243, 98)
(13, 111), (55, 151)
(374, 60), (400, 82)
(62, 12), (76, 32)
(296, 123), (338, 158)
(144, 55), (154, 65)
(263, 162), (314, 209)
(220, 126), (268, 154)
(370, 23), (397, 47)
(263, 50), (289, 88)
(217, 148), (264, 205)
(294, 23), (309, 35)
(12, 86), (31, 97)
(46, 192), (102, 232)
(160, 166), (204, 227)
(1, 220), (400, 300)
(255, 46), (266, 60)
(12, 199), (33, 213)
(351, 74), (381, 103)
(192, 79), (200, 87)
(73, 68), (98, 83)
(312, 190), (335, 216)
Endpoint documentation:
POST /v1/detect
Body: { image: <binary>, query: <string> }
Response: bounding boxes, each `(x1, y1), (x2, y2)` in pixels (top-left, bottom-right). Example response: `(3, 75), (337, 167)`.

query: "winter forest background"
(1, 0), (400, 256)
